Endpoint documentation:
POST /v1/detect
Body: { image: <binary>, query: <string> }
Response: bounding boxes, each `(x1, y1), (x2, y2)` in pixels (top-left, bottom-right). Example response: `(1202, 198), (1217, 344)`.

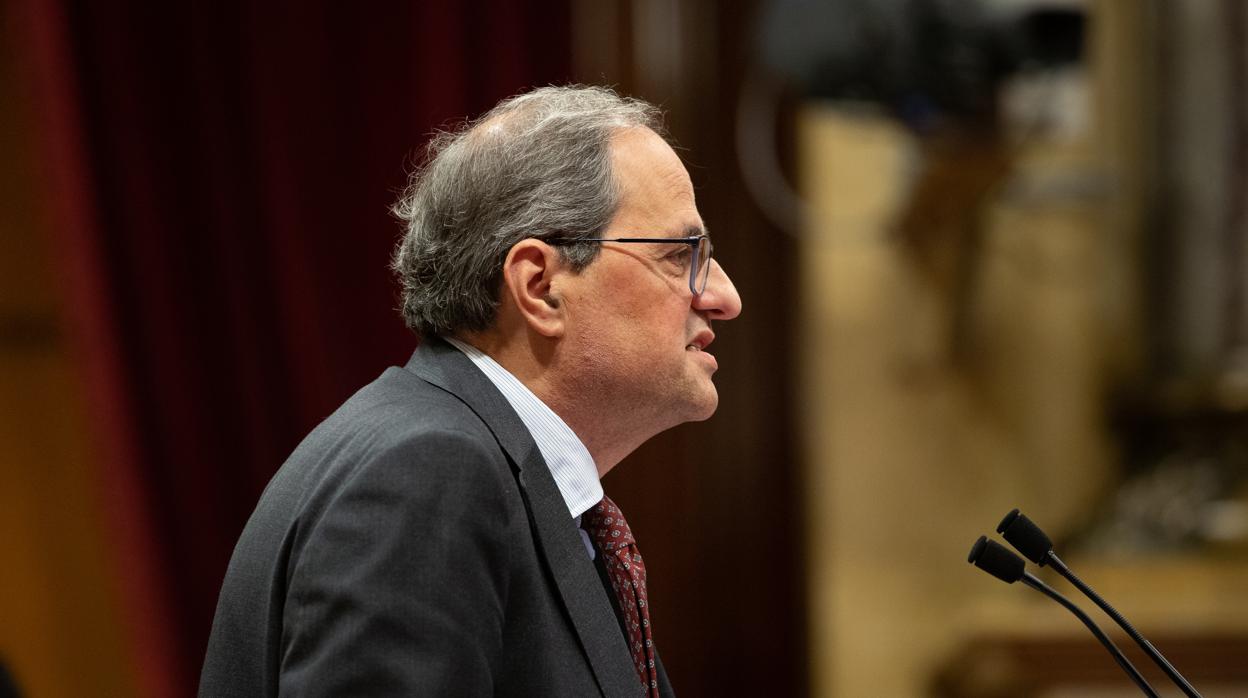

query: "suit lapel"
(404, 339), (642, 698)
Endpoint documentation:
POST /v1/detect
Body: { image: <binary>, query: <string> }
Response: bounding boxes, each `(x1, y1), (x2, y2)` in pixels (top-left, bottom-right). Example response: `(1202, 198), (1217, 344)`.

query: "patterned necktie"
(582, 496), (660, 697)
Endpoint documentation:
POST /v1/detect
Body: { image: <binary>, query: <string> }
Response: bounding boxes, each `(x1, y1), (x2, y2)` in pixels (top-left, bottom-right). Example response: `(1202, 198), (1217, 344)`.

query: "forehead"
(610, 126), (684, 173)
(608, 127), (700, 234)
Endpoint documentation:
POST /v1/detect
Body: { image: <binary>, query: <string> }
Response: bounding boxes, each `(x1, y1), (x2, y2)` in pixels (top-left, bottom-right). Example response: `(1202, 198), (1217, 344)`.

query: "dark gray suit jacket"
(199, 338), (673, 697)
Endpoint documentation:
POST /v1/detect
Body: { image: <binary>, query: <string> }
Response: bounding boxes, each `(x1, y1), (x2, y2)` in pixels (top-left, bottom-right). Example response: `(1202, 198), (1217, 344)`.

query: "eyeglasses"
(544, 235), (713, 295)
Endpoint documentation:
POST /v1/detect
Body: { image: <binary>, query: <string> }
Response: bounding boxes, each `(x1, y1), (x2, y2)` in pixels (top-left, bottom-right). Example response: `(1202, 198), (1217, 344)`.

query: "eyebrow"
(661, 224), (707, 239)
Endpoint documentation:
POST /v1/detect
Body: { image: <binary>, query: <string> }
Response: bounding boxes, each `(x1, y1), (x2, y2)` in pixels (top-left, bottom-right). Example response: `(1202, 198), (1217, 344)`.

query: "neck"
(455, 329), (660, 477)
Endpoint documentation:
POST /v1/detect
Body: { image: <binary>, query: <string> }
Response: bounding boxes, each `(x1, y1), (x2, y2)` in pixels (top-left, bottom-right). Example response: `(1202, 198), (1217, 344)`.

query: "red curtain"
(16, 2), (571, 693)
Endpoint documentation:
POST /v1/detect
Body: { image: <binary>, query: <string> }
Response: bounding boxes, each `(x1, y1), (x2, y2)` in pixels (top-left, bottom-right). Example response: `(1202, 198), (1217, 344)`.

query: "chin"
(684, 389), (719, 422)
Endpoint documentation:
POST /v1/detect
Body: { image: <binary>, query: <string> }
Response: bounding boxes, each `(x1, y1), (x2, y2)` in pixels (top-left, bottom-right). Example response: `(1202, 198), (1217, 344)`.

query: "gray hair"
(390, 85), (664, 338)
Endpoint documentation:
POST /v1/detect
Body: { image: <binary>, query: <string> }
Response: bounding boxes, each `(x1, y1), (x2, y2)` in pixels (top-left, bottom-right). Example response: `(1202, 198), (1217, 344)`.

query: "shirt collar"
(443, 336), (603, 518)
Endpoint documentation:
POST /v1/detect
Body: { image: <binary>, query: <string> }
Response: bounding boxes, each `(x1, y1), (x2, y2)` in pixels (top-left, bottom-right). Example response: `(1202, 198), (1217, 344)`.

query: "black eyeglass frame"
(544, 235), (713, 296)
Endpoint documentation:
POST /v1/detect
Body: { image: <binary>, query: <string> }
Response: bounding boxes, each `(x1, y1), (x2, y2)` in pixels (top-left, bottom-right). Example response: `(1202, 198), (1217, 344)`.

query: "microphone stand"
(1021, 571), (1159, 698)
(1045, 551), (1202, 698)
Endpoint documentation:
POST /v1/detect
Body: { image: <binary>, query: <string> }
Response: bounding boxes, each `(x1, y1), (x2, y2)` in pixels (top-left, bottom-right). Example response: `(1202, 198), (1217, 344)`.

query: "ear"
(500, 239), (567, 338)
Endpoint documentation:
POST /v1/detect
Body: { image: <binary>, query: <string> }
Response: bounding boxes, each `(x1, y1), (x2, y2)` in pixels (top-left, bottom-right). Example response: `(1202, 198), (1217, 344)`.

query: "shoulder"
(258, 365), (519, 535)
(304, 365), (502, 470)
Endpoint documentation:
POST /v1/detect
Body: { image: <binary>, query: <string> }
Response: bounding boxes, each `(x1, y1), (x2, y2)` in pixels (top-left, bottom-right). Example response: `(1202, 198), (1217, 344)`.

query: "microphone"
(997, 509), (1202, 698)
(968, 536), (1160, 697)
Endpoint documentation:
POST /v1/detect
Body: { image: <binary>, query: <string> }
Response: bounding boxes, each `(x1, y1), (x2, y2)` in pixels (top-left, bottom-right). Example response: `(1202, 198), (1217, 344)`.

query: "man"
(200, 85), (741, 697)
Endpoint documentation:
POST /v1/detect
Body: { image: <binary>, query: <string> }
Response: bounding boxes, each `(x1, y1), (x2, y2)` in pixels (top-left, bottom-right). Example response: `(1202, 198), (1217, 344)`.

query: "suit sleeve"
(278, 428), (517, 696)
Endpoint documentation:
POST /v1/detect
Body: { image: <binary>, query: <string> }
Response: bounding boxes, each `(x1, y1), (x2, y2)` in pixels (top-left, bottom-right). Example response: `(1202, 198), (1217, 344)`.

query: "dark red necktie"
(582, 496), (659, 697)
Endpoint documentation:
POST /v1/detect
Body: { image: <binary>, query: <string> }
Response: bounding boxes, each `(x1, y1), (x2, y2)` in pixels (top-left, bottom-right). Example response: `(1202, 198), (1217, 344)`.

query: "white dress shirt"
(443, 337), (602, 558)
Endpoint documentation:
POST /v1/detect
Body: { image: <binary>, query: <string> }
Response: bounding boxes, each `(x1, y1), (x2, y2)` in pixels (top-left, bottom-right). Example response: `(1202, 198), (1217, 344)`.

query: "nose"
(693, 259), (742, 320)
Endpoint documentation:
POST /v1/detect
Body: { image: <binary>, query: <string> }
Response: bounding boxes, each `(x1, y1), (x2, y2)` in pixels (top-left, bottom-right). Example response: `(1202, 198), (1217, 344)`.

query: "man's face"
(557, 127), (742, 433)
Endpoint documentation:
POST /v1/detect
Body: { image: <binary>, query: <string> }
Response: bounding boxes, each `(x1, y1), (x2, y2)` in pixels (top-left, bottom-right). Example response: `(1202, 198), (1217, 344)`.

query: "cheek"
(590, 280), (657, 329)
(616, 295), (685, 345)
(567, 263), (690, 349)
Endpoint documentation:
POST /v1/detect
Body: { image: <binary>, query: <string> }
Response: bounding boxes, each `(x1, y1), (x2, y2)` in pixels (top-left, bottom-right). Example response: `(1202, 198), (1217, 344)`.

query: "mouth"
(685, 330), (716, 353)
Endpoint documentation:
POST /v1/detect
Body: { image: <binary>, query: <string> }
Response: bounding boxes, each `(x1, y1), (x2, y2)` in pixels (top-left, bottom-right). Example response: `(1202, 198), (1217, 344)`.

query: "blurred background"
(3, 0), (1248, 695)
